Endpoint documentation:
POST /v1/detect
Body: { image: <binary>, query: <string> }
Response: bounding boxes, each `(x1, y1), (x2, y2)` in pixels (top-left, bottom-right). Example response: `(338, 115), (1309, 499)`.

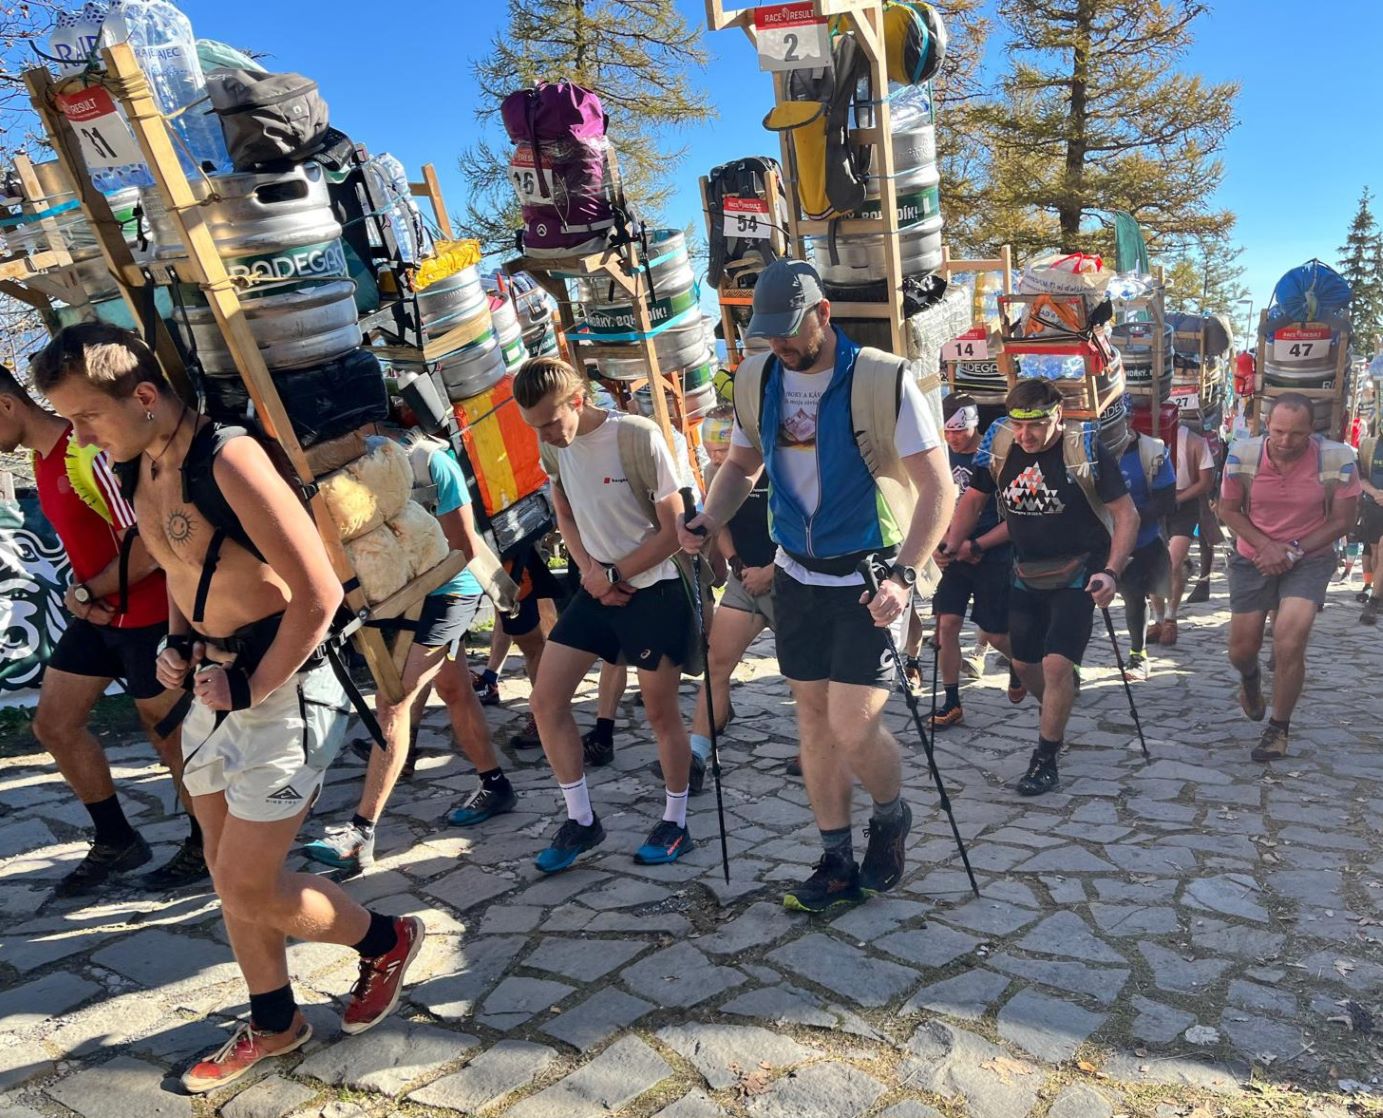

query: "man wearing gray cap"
(679, 259), (952, 913)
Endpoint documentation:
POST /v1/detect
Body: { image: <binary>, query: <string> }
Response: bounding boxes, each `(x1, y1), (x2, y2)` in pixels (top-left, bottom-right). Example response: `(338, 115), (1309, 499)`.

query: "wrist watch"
(729, 556), (746, 579)
(889, 563), (918, 588)
(72, 583), (93, 605)
(603, 564), (623, 586)
(156, 634), (194, 658)
(1286, 540), (1304, 564)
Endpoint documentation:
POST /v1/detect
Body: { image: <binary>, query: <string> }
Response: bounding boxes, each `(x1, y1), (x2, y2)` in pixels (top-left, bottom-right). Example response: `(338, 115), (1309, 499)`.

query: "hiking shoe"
(689, 752), (706, 796)
(54, 833), (152, 897)
(181, 1016), (312, 1094)
(1237, 672), (1267, 722)
(1007, 671), (1027, 704)
(1357, 588), (1372, 604)
(1361, 598), (1380, 626)
(582, 728), (614, 768)
(861, 800), (913, 894)
(786, 754), (802, 777)
(782, 851), (865, 914)
(303, 823), (376, 873)
(1071, 665), (1082, 696)
(342, 916), (426, 1035)
(509, 714), (542, 749)
(1123, 651), (1150, 682)
(447, 781), (517, 827)
(634, 820), (694, 865)
(141, 838), (209, 891)
(1159, 619), (1178, 647)
(1250, 723), (1289, 762)
(471, 671), (500, 707)
(1186, 579), (1211, 603)
(534, 815), (606, 874)
(903, 656), (922, 688)
(930, 700), (964, 729)
(1145, 620), (1164, 645)
(1016, 751), (1060, 797)
(960, 653), (984, 679)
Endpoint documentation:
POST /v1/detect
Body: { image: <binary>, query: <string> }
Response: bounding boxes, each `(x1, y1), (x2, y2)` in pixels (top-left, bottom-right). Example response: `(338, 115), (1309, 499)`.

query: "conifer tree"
(1163, 239), (1249, 318)
(1338, 189), (1383, 351)
(458, 0), (713, 255)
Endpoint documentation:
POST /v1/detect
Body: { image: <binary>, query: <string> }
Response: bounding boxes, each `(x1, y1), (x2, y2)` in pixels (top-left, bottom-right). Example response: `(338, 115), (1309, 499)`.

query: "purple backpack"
(501, 81), (617, 258)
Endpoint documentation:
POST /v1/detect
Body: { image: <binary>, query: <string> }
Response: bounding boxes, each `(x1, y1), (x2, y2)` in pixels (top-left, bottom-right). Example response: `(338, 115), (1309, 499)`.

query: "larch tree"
(1162, 237), (1248, 318)
(458, 0), (713, 256)
(1338, 189), (1383, 352)
(966, 0), (1238, 260)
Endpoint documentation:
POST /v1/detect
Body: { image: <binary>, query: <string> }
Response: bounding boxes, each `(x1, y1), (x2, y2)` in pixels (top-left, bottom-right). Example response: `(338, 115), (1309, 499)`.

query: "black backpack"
(705, 156), (787, 287)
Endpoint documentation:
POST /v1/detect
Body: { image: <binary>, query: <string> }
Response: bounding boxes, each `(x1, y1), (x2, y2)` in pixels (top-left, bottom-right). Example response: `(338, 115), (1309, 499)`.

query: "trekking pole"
(680, 488), (731, 884)
(858, 558), (980, 898)
(929, 613), (941, 724)
(1099, 605), (1151, 760)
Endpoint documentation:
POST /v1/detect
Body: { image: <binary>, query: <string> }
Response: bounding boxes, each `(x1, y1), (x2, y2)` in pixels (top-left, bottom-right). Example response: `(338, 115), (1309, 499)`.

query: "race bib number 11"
(54, 85), (145, 171)
(754, 2), (830, 72)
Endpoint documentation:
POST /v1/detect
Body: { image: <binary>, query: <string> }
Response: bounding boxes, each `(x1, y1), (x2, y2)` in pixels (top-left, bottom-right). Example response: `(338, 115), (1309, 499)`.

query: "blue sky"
(173, 0), (1377, 332)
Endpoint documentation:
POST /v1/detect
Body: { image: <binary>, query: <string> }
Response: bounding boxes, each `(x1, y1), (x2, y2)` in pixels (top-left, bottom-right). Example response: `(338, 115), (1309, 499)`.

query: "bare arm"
(700, 441), (764, 534)
(1105, 493), (1140, 574)
(613, 492), (682, 581)
(436, 502), (481, 564)
(82, 529), (159, 598)
(942, 487), (987, 554)
(897, 444), (954, 570)
(553, 481), (594, 573)
(214, 439), (343, 704)
(1298, 495), (1359, 556)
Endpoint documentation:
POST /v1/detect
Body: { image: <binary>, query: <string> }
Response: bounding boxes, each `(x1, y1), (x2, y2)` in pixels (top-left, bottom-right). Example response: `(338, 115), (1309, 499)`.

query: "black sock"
(820, 825), (853, 863)
(1009, 668), (1021, 688)
(1037, 735), (1061, 760)
(350, 814), (376, 837)
(479, 767), (508, 791)
(480, 668), (498, 685)
(944, 684), (960, 706)
(186, 815), (203, 849)
(1269, 717), (1289, 733)
(353, 910), (398, 958)
(593, 717), (615, 745)
(85, 795), (136, 847)
(248, 983), (297, 1034)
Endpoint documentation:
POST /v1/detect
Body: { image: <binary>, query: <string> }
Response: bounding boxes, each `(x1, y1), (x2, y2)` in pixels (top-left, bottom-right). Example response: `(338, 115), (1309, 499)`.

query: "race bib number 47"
(1271, 324), (1333, 364)
(754, 2), (830, 72)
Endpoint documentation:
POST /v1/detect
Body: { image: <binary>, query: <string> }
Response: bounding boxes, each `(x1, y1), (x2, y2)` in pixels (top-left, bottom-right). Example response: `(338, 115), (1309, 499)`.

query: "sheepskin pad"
(319, 439), (412, 542)
(343, 521), (410, 604)
(388, 500), (450, 578)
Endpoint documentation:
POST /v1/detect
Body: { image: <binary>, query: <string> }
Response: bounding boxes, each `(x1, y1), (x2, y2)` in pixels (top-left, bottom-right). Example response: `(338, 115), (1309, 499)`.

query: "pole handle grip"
(679, 486), (706, 535)
(856, 556), (881, 596)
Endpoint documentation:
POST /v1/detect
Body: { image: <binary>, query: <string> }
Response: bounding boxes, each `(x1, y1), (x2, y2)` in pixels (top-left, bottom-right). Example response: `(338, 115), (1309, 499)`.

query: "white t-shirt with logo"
(731, 365), (940, 585)
(554, 413), (679, 589)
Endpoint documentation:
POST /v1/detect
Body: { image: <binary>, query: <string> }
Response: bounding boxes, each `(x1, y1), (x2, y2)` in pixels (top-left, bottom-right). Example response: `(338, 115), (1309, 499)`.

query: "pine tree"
(1162, 239), (1249, 318)
(962, 0), (1238, 259)
(458, 0), (713, 255)
(1338, 189), (1383, 351)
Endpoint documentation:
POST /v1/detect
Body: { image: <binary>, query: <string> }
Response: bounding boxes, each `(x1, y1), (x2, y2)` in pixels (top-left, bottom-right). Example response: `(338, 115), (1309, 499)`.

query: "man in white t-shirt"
(680, 260), (953, 914)
(514, 357), (696, 874)
(1149, 423), (1216, 645)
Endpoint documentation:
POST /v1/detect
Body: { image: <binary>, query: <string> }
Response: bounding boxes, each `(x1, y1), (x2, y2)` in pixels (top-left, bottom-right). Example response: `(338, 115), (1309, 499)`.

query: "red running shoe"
(341, 916), (426, 1035)
(181, 1016), (312, 1094)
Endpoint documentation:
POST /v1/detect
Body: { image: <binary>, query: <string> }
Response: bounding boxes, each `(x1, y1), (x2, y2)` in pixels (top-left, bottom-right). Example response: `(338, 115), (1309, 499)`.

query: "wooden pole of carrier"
(409, 163), (454, 240)
(97, 43), (416, 701)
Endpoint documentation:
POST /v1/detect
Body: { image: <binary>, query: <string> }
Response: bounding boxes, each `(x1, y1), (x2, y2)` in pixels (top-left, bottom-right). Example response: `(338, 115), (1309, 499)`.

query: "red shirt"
(34, 424), (168, 629)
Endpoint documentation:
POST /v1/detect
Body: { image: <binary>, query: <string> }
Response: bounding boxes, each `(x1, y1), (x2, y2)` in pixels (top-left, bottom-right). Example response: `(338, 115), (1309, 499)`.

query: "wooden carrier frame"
(937, 246), (1017, 399)
(1249, 308), (1350, 438)
(19, 44), (472, 701)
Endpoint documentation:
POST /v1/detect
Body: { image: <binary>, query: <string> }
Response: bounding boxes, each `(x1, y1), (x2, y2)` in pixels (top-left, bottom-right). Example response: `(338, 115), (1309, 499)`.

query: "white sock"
(560, 777), (594, 827)
(663, 787), (689, 827)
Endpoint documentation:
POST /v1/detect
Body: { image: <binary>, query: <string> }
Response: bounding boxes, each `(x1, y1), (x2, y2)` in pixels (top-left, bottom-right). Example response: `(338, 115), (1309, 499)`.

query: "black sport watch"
(604, 564), (623, 586)
(889, 563), (918, 589)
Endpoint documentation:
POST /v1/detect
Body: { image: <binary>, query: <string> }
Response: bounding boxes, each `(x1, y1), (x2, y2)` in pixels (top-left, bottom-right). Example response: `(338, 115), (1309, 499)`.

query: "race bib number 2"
(754, 2), (830, 72)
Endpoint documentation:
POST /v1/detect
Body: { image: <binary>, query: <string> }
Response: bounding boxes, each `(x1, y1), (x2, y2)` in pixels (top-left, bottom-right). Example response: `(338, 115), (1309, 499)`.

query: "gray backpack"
(207, 68), (330, 171)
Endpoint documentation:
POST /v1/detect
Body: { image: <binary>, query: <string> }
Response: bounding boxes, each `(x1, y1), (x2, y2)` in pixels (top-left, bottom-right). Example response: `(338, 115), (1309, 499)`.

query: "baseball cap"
(746, 259), (824, 339)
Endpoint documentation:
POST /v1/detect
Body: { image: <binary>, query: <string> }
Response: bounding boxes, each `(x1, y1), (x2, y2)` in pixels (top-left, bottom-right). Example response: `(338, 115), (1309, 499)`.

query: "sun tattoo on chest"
(166, 509), (194, 546)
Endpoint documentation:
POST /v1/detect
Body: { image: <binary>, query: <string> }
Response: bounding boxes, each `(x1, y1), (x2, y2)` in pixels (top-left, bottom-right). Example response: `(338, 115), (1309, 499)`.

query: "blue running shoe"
(534, 816), (605, 874)
(634, 820), (694, 865)
(302, 823), (375, 873)
(446, 781), (517, 827)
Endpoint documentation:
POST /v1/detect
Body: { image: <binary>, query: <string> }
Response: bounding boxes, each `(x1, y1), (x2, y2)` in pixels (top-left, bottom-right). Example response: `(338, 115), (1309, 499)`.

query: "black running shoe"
(1186, 580), (1211, 604)
(582, 728), (614, 768)
(782, 851), (865, 914)
(1016, 751), (1060, 797)
(141, 838), (209, 891)
(1357, 588), (1372, 604)
(860, 800), (913, 894)
(535, 815), (606, 874)
(509, 714), (542, 750)
(447, 781), (518, 827)
(54, 833), (152, 897)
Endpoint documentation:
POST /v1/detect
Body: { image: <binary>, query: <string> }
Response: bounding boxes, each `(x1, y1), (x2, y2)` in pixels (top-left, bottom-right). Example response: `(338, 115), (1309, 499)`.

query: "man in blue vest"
(1113, 427), (1177, 680)
(679, 260), (952, 914)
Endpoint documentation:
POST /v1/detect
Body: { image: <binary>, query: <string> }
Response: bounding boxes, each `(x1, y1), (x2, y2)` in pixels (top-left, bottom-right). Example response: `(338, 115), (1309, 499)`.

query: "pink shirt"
(1221, 443), (1360, 560)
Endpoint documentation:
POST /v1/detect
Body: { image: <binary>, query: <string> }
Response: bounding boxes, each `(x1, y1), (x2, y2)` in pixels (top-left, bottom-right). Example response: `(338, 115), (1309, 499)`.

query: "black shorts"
(415, 592), (483, 648)
(1166, 499), (1200, 540)
(48, 617), (166, 700)
(774, 568), (904, 688)
(1008, 584), (1096, 665)
(549, 577), (691, 670)
(1119, 538), (1172, 598)
(1356, 501), (1383, 547)
(500, 547), (567, 637)
(932, 551), (1012, 635)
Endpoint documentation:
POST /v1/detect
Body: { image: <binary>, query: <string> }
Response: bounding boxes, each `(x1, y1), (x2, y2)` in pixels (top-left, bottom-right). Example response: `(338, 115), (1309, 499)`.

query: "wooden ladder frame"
(938, 246), (1015, 398)
(706, 0), (908, 356)
(24, 45), (469, 702)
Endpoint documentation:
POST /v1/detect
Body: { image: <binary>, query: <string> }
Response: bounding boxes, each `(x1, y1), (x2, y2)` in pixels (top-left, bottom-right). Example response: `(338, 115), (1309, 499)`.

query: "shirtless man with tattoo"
(36, 324), (425, 1092)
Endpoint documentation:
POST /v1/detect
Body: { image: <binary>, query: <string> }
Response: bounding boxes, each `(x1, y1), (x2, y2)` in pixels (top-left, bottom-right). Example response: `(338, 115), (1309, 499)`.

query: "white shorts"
(180, 661), (351, 823)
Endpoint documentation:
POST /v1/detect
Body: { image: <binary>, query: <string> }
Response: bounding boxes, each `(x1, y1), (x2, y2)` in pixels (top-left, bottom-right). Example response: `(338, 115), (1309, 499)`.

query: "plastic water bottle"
(1018, 353), (1086, 381)
(99, 0), (230, 175)
(50, 3), (109, 67)
(367, 154), (432, 265)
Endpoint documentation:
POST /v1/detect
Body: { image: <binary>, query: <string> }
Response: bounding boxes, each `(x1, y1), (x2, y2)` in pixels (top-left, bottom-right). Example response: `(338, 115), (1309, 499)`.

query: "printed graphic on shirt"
(952, 460), (974, 496)
(1003, 462), (1067, 516)
(777, 381), (826, 449)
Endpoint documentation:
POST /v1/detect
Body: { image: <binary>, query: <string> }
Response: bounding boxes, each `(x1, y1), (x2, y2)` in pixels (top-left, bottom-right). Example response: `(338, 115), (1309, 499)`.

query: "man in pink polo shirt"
(1219, 394), (1359, 761)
